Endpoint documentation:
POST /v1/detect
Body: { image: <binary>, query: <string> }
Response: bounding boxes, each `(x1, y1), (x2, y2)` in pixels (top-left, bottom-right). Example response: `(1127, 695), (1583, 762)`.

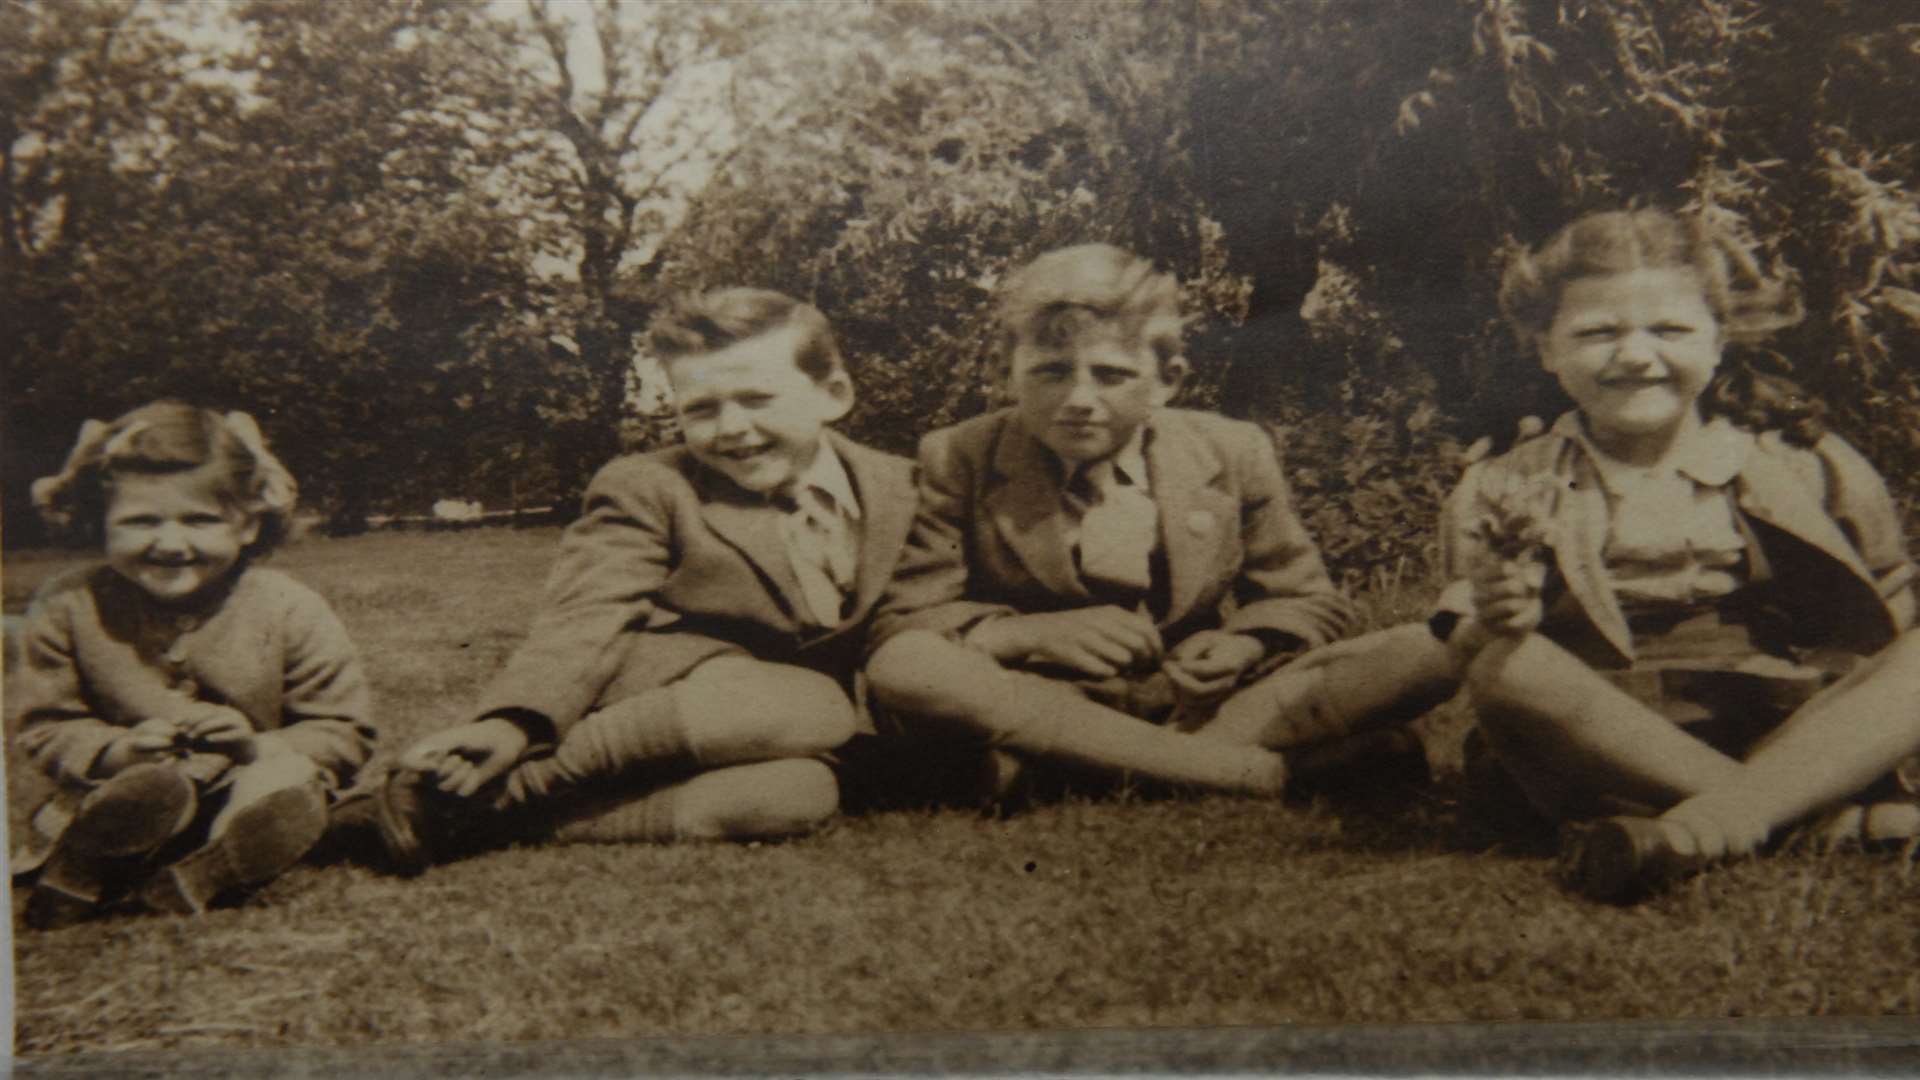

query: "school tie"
(780, 485), (855, 627)
(1075, 461), (1159, 593)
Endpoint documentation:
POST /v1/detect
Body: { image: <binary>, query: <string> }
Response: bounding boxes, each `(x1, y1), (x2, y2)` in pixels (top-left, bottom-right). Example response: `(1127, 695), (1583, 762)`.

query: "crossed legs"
(526, 655), (852, 844)
(866, 624), (1459, 799)
(1465, 629), (1920, 897)
(431, 655), (854, 852)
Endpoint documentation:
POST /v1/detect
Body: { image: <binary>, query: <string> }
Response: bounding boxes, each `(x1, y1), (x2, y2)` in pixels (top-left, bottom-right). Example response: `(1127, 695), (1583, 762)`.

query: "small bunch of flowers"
(1472, 470), (1560, 564)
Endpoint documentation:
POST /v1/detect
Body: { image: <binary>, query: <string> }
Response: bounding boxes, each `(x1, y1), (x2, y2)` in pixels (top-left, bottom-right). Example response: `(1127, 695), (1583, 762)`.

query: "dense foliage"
(5, 0), (1917, 582)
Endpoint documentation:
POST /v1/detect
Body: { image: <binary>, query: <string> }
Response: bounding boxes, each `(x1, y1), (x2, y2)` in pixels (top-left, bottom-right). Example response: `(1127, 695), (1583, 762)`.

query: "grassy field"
(7, 527), (1920, 1058)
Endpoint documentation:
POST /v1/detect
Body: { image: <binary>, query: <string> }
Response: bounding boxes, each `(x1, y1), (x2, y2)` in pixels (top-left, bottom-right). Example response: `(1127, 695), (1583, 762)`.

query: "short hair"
(1498, 208), (1803, 349)
(31, 401), (298, 556)
(646, 287), (846, 384)
(997, 244), (1189, 376)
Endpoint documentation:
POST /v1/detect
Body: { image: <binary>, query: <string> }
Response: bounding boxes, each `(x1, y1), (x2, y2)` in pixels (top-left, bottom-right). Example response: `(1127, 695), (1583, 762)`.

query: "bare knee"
(676, 759), (838, 840)
(1463, 632), (1579, 717)
(868, 630), (1005, 718)
(676, 658), (855, 759)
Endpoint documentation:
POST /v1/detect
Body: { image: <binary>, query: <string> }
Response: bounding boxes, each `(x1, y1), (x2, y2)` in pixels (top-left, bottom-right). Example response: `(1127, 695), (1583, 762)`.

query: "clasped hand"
(980, 607), (1264, 693)
(103, 703), (260, 774)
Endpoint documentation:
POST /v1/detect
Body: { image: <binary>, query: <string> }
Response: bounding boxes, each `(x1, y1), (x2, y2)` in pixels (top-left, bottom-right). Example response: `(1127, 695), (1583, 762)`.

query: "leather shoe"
(1564, 815), (1689, 903)
(26, 764), (197, 930)
(142, 782), (328, 914)
(375, 767), (505, 874)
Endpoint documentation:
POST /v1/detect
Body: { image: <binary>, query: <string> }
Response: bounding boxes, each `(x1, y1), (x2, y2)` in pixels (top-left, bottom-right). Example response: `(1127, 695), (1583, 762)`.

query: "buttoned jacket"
(872, 407), (1351, 653)
(10, 565), (375, 788)
(1439, 413), (1916, 667)
(473, 431), (917, 740)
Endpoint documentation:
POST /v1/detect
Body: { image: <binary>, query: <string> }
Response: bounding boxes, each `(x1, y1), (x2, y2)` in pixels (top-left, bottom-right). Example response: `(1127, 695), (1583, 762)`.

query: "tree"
(419, 0), (797, 496)
(3, 0), (239, 539)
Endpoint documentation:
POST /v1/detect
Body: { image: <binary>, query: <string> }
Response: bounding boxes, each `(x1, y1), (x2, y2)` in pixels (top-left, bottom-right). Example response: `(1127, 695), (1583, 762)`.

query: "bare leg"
(552, 759), (839, 843)
(868, 630), (1288, 795)
(1466, 632), (1743, 813)
(1662, 629), (1920, 855)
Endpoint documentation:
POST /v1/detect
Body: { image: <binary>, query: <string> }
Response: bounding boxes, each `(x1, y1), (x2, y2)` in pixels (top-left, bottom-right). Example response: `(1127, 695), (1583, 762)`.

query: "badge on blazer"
(1186, 510), (1214, 535)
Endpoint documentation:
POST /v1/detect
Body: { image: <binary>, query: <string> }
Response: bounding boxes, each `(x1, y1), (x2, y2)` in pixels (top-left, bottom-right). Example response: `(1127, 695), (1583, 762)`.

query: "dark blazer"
(473, 431), (917, 740)
(871, 407), (1351, 653)
(1439, 413), (1917, 667)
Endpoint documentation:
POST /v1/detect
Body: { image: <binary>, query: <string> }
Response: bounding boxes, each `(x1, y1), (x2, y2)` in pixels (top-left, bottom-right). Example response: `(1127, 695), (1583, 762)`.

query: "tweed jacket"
(9, 564), (376, 789)
(871, 407), (1352, 654)
(1439, 413), (1917, 668)
(472, 430), (917, 741)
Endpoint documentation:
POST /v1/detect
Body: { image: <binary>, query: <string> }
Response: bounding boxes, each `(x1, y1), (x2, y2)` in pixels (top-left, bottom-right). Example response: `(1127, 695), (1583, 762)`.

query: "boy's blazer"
(872, 407), (1351, 653)
(1439, 412), (1917, 668)
(473, 431), (916, 740)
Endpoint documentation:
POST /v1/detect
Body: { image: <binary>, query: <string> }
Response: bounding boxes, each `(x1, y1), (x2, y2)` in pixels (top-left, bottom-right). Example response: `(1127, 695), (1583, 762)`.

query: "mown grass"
(8, 527), (1920, 1057)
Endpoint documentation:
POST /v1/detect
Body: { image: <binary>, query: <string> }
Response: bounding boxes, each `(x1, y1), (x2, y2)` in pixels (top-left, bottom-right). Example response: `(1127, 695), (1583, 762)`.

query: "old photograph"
(6, 0), (1920, 1072)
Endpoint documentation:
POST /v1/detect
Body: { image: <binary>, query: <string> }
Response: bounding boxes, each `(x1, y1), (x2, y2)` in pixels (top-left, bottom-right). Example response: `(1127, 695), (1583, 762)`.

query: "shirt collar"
(1553, 411), (1751, 492)
(1067, 422), (1152, 492)
(792, 439), (862, 520)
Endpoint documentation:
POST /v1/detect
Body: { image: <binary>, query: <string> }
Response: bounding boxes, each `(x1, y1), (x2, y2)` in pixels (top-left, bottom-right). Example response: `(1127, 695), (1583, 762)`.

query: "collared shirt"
(1061, 425), (1153, 552)
(780, 444), (863, 626)
(1557, 412), (1751, 608)
(1063, 426), (1159, 594)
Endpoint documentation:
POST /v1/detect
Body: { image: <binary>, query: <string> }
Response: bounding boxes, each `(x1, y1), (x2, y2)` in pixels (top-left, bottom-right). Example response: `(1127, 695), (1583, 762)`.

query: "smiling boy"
(370, 289), (915, 866)
(866, 245), (1458, 801)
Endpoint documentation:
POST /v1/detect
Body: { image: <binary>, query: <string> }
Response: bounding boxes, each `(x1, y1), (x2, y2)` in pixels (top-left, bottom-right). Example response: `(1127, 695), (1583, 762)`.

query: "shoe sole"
(27, 765), (198, 929)
(148, 784), (329, 913)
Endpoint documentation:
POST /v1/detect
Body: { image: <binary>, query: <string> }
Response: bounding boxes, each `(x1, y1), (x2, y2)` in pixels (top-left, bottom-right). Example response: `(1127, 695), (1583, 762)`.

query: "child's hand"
(398, 717), (530, 798)
(1162, 631), (1266, 700)
(97, 717), (186, 775)
(1470, 557), (1548, 636)
(180, 703), (259, 761)
(978, 607), (1164, 678)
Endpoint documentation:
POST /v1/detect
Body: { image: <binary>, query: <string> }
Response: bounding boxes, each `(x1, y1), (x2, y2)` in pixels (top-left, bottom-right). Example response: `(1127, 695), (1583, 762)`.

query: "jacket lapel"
(1145, 414), (1235, 625)
(833, 432), (916, 625)
(1734, 440), (1896, 640)
(1736, 447), (1879, 586)
(986, 421), (1089, 601)
(1526, 433), (1635, 664)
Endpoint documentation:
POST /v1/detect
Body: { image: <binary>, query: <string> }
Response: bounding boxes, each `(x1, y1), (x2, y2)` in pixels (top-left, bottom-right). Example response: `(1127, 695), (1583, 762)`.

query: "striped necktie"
(780, 485), (854, 626)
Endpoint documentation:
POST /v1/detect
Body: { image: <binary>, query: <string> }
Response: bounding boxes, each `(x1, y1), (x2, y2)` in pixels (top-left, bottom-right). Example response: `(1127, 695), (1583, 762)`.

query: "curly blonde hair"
(1498, 208), (1803, 348)
(1496, 208), (1825, 444)
(32, 401), (299, 557)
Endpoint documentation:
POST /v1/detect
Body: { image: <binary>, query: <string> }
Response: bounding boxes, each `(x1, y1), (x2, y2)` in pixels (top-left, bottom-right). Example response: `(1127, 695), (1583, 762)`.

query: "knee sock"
(1202, 625), (1459, 751)
(1001, 680), (1288, 795)
(502, 688), (689, 806)
(550, 760), (837, 843)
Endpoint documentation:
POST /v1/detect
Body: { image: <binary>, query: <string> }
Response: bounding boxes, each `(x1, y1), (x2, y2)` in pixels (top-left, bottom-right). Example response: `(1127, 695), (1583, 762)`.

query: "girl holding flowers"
(1438, 208), (1920, 901)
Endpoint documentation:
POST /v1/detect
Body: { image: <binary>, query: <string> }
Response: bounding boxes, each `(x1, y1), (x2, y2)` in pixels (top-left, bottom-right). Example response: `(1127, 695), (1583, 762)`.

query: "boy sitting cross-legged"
(368, 288), (916, 868)
(866, 244), (1458, 803)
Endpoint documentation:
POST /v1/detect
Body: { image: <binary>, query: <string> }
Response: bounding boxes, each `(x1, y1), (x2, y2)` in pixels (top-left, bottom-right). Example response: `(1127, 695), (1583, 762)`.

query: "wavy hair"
(1495, 208), (1825, 444)
(31, 401), (299, 556)
(646, 287), (846, 386)
(997, 244), (1191, 379)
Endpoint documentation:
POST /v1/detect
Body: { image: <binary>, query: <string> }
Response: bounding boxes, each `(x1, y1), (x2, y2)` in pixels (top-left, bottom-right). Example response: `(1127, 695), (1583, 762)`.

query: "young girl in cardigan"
(1439, 208), (1920, 901)
(12, 402), (376, 928)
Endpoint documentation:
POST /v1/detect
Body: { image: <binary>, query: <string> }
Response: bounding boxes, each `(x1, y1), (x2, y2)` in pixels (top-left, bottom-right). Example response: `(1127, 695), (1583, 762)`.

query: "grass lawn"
(7, 527), (1920, 1058)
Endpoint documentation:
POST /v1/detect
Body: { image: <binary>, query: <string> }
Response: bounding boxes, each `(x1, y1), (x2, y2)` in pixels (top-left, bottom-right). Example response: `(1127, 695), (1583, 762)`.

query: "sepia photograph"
(5, 0), (1920, 1074)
